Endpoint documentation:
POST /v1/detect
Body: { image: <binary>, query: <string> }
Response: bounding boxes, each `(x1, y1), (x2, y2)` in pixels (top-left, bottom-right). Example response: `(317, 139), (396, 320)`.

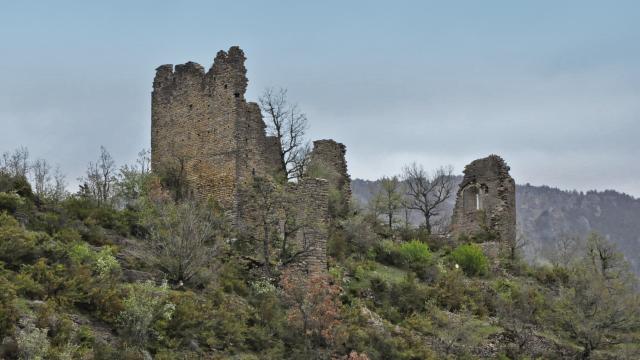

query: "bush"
(451, 243), (488, 276)
(54, 228), (82, 244)
(0, 212), (41, 267)
(373, 240), (437, 281)
(0, 275), (19, 338)
(0, 192), (23, 213)
(374, 240), (400, 266)
(15, 318), (50, 360)
(117, 280), (175, 346)
(398, 240), (432, 266)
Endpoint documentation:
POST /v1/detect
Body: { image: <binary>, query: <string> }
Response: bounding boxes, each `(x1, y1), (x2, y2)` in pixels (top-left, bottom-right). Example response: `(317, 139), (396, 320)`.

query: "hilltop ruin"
(150, 46), (518, 273)
(451, 155), (516, 246)
(150, 46), (350, 273)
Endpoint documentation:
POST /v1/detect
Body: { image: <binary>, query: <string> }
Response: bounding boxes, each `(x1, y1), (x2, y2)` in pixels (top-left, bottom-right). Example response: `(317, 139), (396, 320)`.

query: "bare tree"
(507, 231), (529, 262)
(31, 158), (51, 198)
(554, 250), (640, 359)
(2, 146), (30, 177)
(144, 199), (220, 283)
(550, 234), (581, 268)
(50, 166), (68, 202)
(586, 232), (626, 280)
(402, 163), (454, 234)
(136, 148), (151, 175)
(79, 146), (117, 204)
(259, 87), (309, 180)
(372, 176), (404, 233)
(116, 149), (152, 207)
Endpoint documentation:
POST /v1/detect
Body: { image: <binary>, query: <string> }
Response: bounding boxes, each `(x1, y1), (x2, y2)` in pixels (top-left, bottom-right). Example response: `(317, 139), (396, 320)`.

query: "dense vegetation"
(352, 178), (640, 276)
(0, 147), (639, 359)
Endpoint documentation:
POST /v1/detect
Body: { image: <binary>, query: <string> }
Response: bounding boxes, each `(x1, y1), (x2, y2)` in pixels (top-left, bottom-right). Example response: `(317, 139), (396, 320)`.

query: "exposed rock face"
(151, 47), (283, 220)
(150, 47), (343, 274)
(451, 155), (516, 245)
(308, 139), (351, 214)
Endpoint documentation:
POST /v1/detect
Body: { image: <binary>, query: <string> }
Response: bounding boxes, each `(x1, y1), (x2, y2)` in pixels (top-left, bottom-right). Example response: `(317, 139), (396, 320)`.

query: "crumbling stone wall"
(307, 140), (351, 213)
(285, 178), (330, 274)
(151, 47), (283, 218)
(451, 155), (516, 245)
(151, 46), (339, 273)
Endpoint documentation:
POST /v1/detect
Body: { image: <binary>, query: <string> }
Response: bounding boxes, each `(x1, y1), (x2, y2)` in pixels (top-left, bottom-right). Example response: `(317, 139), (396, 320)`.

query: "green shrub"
(54, 228), (82, 244)
(117, 280), (175, 346)
(451, 243), (488, 276)
(374, 239), (400, 266)
(19, 258), (87, 306)
(0, 212), (41, 267)
(67, 242), (94, 265)
(0, 192), (23, 213)
(15, 318), (50, 360)
(398, 240), (432, 266)
(95, 247), (121, 280)
(531, 265), (570, 286)
(0, 275), (19, 338)
(436, 268), (468, 311)
(61, 196), (96, 221)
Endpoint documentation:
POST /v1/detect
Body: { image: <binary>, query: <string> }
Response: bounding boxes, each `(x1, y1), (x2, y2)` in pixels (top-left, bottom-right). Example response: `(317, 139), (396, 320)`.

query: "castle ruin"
(307, 139), (352, 214)
(151, 46), (350, 273)
(451, 155), (516, 246)
(151, 47), (283, 215)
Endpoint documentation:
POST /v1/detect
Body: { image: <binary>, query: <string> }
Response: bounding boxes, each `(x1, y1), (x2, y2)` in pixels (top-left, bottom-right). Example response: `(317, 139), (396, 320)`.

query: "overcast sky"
(1, 1), (639, 196)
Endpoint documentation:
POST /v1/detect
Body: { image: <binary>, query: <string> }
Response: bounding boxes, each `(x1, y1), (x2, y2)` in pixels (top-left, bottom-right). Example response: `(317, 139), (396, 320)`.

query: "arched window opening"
(463, 185), (480, 212)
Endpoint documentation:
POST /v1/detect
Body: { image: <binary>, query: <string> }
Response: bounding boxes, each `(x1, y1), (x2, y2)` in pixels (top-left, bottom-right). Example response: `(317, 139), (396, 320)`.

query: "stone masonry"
(286, 178), (330, 274)
(151, 47), (283, 218)
(451, 155), (516, 246)
(151, 47), (347, 273)
(307, 139), (351, 214)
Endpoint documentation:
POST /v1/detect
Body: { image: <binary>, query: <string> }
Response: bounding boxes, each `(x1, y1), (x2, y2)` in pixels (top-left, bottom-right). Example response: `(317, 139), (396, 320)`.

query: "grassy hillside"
(0, 167), (639, 359)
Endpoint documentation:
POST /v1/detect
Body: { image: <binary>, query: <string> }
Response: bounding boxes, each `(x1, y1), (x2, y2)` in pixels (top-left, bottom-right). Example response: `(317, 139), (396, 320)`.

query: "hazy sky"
(1, 1), (639, 196)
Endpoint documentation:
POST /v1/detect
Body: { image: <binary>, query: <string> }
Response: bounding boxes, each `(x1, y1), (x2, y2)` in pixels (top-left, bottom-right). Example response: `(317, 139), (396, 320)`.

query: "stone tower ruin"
(451, 155), (516, 245)
(151, 46), (351, 273)
(151, 47), (283, 217)
(307, 139), (351, 214)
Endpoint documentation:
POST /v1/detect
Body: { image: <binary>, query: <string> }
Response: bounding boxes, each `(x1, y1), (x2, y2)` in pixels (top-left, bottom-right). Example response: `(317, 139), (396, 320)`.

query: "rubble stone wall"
(151, 47), (283, 217)
(286, 178), (330, 274)
(308, 139), (351, 211)
(151, 47), (336, 273)
(451, 155), (516, 245)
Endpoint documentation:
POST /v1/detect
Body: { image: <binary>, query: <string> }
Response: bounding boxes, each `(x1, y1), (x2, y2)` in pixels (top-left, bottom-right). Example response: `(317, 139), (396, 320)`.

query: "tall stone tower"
(150, 47), (353, 274)
(451, 155), (516, 245)
(151, 46), (283, 216)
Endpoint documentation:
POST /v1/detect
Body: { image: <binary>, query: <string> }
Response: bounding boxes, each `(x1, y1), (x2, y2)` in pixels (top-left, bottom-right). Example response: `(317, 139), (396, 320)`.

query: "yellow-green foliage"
(1, 157), (639, 359)
(451, 243), (488, 276)
(117, 280), (175, 346)
(0, 191), (23, 213)
(0, 212), (40, 267)
(0, 275), (19, 338)
(398, 240), (432, 265)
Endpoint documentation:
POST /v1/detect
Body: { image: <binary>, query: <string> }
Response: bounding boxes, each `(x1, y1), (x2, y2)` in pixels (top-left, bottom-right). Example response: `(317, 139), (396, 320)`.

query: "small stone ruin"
(451, 155), (516, 247)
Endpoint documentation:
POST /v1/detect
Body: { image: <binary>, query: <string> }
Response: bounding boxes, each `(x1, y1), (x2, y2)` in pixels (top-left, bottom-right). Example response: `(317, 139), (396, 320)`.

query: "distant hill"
(352, 178), (640, 274)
